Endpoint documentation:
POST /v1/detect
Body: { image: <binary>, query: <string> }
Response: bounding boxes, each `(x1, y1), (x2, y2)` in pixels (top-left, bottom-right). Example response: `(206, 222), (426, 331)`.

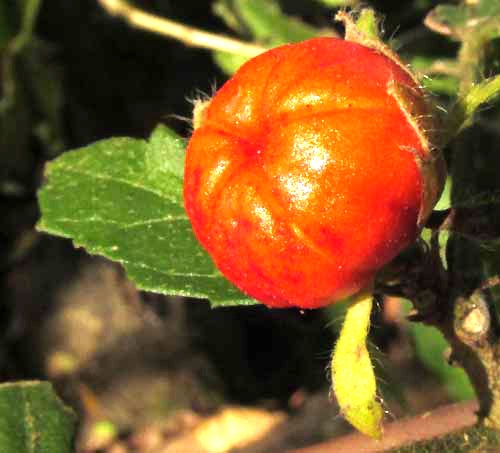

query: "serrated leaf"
(37, 125), (257, 308)
(0, 381), (76, 453)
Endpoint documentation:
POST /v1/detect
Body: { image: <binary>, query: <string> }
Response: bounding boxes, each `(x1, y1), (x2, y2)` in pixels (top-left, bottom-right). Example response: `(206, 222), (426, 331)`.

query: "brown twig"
(96, 0), (267, 57)
(289, 400), (479, 453)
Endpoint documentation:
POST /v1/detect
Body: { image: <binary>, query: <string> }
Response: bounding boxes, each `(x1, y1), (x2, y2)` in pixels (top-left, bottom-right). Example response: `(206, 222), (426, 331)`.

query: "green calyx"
(331, 290), (383, 438)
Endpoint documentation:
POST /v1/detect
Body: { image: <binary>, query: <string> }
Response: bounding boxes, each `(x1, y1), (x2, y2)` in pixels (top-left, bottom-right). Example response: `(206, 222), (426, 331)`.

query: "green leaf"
(1, 0), (65, 199)
(0, 381), (76, 452)
(426, 1), (500, 40)
(449, 74), (500, 134)
(427, 5), (469, 37)
(409, 58), (460, 96)
(232, 0), (318, 45)
(331, 292), (383, 438)
(37, 125), (257, 308)
(212, 0), (245, 34)
(315, 0), (357, 6)
(421, 75), (460, 96)
(212, 0), (319, 74)
(212, 51), (251, 76)
(0, 2), (16, 50)
(6, 0), (42, 54)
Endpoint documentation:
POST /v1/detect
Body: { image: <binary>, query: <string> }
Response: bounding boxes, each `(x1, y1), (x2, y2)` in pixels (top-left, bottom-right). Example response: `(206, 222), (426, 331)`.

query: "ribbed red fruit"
(184, 37), (442, 309)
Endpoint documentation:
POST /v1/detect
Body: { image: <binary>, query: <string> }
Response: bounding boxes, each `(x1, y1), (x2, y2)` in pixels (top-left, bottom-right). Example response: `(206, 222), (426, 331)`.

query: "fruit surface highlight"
(184, 37), (442, 309)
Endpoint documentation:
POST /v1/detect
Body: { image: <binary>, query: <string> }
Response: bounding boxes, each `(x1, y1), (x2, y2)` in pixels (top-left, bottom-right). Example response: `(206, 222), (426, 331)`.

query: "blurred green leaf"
(0, 381), (76, 453)
(213, 0), (319, 74)
(427, 5), (469, 36)
(212, 51), (251, 76)
(212, 0), (245, 34)
(315, 0), (357, 6)
(0, 0), (42, 111)
(229, 0), (318, 45)
(409, 57), (459, 96)
(22, 39), (65, 156)
(0, 2), (16, 50)
(410, 56), (456, 72)
(1, 0), (64, 203)
(37, 125), (256, 308)
(13, 0), (42, 52)
(409, 321), (475, 401)
(426, 1), (500, 40)
(421, 75), (459, 96)
(450, 74), (500, 134)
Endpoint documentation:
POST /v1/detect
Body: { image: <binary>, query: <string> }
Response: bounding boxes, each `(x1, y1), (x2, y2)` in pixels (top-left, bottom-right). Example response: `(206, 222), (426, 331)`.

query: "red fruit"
(184, 37), (443, 309)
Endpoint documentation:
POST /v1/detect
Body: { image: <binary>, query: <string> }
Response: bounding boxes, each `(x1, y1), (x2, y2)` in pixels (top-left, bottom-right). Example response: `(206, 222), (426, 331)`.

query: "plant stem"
(96, 0), (267, 57)
(449, 287), (500, 430)
(457, 35), (487, 97)
(289, 400), (480, 453)
(0, 0), (42, 112)
(439, 6), (500, 428)
(11, 0), (42, 53)
(444, 120), (500, 430)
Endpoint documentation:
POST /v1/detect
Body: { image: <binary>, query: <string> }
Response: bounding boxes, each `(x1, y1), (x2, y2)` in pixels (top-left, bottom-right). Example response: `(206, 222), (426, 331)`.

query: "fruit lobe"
(184, 37), (441, 309)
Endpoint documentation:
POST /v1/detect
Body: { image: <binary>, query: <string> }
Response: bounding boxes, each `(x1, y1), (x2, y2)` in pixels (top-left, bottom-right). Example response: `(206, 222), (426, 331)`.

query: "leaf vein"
(60, 165), (181, 201)
(55, 216), (188, 228)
